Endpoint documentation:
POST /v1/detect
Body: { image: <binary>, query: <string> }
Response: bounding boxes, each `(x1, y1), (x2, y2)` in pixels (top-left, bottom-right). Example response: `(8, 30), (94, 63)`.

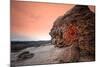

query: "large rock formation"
(49, 5), (95, 57)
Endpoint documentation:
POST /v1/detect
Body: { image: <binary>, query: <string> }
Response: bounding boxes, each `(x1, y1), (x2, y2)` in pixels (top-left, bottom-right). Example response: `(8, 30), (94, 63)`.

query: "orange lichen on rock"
(63, 24), (79, 45)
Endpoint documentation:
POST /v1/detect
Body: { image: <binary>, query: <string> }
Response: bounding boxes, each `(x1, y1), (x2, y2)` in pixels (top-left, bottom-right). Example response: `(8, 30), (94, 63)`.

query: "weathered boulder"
(17, 51), (34, 61)
(49, 5), (95, 56)
(58, 42), (80, 63)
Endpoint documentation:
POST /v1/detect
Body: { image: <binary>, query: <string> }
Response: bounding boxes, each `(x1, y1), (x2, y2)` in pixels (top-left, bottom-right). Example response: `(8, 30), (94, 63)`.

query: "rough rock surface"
(11, 45), (80, 66)
(49, 5), (95, 57)
(17, 51), (34, 61)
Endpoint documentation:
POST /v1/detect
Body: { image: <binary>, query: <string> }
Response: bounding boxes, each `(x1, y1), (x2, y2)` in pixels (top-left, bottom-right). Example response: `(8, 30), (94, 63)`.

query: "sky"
(11, 1), (95, 41)
(11, 1), (75, 41)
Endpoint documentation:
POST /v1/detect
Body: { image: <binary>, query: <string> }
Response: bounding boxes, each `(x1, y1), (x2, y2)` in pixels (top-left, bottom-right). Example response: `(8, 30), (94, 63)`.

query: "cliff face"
(49, 5), (95, 56)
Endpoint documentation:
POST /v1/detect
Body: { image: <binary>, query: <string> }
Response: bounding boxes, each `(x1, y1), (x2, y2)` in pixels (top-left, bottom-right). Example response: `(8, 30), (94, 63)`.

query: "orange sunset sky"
(11, 1), (95, 41)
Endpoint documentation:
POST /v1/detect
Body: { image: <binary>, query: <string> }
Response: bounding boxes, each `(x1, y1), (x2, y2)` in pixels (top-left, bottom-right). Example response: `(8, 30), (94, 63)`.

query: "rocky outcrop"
(58, 43), (80, 63)
(49, 5), (95, 57)
(12, 45), (80, 66)
(17, 51), (34, 61)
